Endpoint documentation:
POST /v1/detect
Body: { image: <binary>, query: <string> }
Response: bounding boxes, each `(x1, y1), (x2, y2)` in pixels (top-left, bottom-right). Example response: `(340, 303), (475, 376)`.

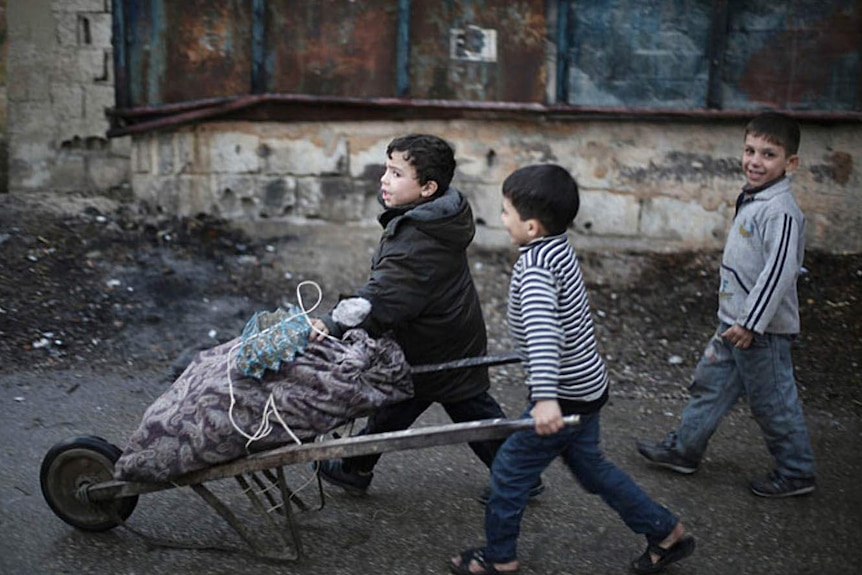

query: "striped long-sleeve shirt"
(718, 176), (805, 334)
(507, 234), (608, 411)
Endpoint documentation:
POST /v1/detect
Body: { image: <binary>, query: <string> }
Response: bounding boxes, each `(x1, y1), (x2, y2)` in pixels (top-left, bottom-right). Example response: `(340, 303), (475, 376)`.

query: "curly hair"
(386, 134), (456, 193)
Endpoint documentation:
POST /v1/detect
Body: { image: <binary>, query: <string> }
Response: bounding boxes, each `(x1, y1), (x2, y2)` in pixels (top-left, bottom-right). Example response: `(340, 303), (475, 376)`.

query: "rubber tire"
(40, 435), (138, 532)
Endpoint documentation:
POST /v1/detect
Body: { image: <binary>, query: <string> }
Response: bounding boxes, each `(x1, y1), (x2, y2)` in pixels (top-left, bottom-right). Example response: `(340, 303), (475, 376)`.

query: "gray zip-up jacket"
(718, 176), (805, 335)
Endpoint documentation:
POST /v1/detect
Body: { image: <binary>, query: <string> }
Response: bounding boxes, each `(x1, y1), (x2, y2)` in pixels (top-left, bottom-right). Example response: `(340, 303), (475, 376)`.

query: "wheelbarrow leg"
(235, 474), (300, 560)
(191, 482), (299, 561)
(275, 467), (304, 558)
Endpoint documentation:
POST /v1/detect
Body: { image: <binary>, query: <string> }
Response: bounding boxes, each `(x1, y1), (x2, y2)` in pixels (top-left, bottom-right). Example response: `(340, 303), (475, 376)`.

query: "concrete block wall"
(131, 119), (862, 253)
(6, 0), (860, 254)
(6, 0), (130, 193)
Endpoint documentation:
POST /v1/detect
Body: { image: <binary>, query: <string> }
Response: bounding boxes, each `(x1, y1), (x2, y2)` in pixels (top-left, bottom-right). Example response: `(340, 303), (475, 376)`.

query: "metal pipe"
(106, 92), (862, 137)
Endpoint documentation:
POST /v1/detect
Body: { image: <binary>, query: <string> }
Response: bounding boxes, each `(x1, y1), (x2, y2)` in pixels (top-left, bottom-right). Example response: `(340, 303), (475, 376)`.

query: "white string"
(225, 280), (335, 449)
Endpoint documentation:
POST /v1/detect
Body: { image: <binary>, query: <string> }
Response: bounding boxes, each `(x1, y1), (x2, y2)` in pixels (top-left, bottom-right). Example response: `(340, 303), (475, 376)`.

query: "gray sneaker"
(636, 435), (699, 474)
(750, 471), (816, 498)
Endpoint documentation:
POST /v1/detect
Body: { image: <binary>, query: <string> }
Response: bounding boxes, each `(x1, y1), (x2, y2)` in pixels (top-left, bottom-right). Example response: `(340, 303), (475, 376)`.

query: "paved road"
(2, 367), (861, 575)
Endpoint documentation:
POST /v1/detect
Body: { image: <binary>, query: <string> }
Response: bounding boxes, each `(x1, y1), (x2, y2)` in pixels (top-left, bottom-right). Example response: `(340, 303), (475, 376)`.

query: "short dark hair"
(386, 134), (456, 193)
(502, 164), (580, 235)
(744, 112), (801, 156)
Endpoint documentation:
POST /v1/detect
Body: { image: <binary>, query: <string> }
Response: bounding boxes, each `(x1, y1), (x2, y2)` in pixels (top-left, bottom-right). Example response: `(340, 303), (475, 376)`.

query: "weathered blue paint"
(556, 0), (570, 103)
(111, 0), (127, 110)
(252, 0), (266, 94)
(147, 0), (166, 106)
(565, 0), (712, 109)
(396, 0), (411, 97)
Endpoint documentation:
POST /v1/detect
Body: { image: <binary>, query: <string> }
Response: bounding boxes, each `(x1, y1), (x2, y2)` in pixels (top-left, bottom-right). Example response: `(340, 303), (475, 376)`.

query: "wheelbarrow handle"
(410, 352), (522, 374)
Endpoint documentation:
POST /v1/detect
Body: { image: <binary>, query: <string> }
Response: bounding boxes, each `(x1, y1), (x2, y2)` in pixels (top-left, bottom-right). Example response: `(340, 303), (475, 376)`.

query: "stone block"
(349, 134), (392, 179)
(176, 175), (213, 216)
(295, 177), (323, 218)
(52, 49), (105, 84)
(9, 141), (53, 190)
(50, 154), (88, 191)
(133, 174), (180, 214)
(257, 176), (298, 219)
(639, 196), (729, 247)
(214, 174), (260, 218)
(131, 136), (153, 174)
(464, 182), (502, 229)
(209, 131), (260, 174)
(56, 15), (79, 46)
(82, 84), (114, 127)
(156, 133), (175, 176)
(84, 13), (113, 49)
(51, 83), (84, 120)
(109, 135), (132, 158)
(87, 154), (130, 191)
(8, 102), (55, 137)
(317, 177), (364, 223)
(175, 131), (200, 174)
(53, 0), (108, 13)
(574, 190), (641, 237)
(261, 135), (348, 176)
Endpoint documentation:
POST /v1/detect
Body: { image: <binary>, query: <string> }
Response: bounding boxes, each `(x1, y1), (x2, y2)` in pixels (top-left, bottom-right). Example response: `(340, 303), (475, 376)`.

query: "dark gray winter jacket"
(322, 187), (490, 402)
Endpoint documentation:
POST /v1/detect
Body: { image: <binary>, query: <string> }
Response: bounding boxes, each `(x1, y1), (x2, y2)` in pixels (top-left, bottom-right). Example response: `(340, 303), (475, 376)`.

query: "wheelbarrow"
(40, 353), (580, 561)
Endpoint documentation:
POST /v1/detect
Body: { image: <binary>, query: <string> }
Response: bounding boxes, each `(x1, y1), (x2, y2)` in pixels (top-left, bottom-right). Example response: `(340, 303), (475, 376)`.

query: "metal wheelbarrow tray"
(39, 353), (580, 561)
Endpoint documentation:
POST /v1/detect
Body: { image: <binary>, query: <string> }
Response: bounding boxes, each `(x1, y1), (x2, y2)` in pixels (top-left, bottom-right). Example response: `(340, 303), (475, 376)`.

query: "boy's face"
(742, 134), (799, 188)
(501, 196), (539, 246)
(380, 151), (437, 208)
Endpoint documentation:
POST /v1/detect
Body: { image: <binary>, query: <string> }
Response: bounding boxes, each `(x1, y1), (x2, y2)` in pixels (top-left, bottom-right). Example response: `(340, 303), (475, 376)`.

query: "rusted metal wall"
(725, 0), (862, 111)
(118, 0), (548, 108)
(112, 0), (861, 127)
(267, 0), (399, 97)
(123, 0), (253, 106)
(563, 0), (861, 111)
(408, 0), (546, 102)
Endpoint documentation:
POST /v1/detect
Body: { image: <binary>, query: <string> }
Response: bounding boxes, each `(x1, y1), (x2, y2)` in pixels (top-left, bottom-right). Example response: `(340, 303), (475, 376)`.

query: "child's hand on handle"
(531, 400), (564, 435)
(308, 318), (330, 342)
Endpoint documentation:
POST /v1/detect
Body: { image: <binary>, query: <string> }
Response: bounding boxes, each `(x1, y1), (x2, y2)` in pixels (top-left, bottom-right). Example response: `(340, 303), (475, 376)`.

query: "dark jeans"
(343, 391), (506, 473)
(485, 409), (677, 563)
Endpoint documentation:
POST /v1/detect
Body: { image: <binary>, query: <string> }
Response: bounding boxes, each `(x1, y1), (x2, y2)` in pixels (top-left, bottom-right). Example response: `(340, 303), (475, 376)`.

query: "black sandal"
(631, 534), (696, 574)
(449, 548), (520, 575)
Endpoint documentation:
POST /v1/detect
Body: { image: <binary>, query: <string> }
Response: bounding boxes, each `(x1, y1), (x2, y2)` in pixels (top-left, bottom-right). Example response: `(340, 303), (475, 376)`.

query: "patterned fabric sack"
(235, 304), (311, 379)
(114, 329), (413, 483)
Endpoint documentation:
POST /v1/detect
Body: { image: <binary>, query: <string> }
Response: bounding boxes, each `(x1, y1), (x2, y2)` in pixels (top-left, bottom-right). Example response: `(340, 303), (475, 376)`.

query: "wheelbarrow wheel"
(40, 435), (138, 532)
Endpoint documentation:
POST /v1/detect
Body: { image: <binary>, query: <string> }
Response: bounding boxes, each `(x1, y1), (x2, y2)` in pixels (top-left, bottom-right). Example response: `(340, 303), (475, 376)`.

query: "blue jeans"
(675, 324), (815, 479)
(484, 409), (677, 563)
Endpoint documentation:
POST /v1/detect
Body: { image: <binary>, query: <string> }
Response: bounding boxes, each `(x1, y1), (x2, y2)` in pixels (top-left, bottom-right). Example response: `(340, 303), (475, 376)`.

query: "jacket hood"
(378, 187), (475, 249)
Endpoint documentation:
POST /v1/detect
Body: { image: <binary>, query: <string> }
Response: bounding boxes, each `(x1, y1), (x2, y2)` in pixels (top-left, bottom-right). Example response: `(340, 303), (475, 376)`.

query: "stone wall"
(6, 0), (861, 253)
(6, 0), (129, 194)
(130, 119), (862, 253)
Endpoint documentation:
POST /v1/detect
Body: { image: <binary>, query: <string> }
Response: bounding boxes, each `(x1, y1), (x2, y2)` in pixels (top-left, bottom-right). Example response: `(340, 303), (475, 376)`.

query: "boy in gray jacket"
(636, 112), (816, 498)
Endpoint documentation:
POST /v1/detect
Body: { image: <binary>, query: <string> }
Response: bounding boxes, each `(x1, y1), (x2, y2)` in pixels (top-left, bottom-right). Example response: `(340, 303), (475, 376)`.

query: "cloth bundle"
(114, 329), (413, 483)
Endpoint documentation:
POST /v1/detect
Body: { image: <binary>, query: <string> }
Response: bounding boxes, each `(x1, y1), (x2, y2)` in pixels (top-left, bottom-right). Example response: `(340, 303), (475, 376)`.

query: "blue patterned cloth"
(235, 305), (311, 379)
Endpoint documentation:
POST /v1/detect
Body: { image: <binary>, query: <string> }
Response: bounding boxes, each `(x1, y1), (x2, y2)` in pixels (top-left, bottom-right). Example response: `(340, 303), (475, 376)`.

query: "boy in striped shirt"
(636, 112), (816, 498)
(450, 165), (695, 575)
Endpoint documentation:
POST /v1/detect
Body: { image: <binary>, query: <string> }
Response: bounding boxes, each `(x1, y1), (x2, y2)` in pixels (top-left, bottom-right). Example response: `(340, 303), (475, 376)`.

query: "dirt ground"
(2, 189), (860, 416)
(2, 190), (862, 575)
